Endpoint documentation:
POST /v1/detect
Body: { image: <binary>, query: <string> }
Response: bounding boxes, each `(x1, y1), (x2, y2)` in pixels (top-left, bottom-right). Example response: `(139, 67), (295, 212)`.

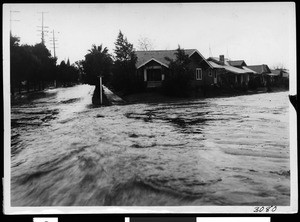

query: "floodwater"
(10, 84), (290, 206)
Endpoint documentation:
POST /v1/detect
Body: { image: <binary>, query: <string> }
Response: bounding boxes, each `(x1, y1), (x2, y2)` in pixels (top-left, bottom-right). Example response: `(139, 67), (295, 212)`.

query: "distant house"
(270, 68), (289, 87)
(135, 49), (214, 88)
(207, 55), (253, 88)
(269, 69), (282, 83)
(246, 64), (271, 86)
(270, 69), (289, 78)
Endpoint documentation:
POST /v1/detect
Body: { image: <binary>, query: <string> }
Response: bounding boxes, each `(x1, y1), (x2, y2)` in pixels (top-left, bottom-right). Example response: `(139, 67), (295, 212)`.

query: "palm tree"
(82, 44), (113, 85)
(88, 44), (109, 55)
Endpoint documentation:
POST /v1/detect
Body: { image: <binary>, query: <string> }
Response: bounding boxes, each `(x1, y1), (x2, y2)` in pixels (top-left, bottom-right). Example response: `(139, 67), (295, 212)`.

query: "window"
(196, 68), (202, 80)
(209, 70), (212, 77)
(214, 71), (217, 79)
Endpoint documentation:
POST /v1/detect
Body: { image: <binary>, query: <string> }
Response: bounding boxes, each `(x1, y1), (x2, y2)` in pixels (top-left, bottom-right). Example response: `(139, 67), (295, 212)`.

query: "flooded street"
(10, 84), (290, 206)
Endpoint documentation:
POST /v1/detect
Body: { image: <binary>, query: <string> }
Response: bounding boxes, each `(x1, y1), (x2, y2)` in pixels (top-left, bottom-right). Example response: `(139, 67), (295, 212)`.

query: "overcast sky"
(4, 3), (296, 69)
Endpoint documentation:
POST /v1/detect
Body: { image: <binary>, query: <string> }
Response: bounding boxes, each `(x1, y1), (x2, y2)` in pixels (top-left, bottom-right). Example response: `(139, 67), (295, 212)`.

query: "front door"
(147, 69), (162, 81)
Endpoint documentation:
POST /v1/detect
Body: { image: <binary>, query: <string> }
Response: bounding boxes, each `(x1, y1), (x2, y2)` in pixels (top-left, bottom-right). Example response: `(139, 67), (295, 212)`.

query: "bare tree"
(273, 63), (286, 70)
(137, 36), (155, 51)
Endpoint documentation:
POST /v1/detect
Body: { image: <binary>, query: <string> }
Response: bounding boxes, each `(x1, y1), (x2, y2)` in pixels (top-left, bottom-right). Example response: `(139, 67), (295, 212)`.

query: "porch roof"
(242, 66), (257, 74)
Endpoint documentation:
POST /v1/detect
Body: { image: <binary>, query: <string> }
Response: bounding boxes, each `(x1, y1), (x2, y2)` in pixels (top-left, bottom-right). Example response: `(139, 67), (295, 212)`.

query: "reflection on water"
(11, 85), (290, 206)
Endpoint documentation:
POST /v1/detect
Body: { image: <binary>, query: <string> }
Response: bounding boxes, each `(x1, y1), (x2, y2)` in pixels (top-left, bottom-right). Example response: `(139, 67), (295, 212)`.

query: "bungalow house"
(246, 64), (271, 86)
(270, 68), (289, 87)
(135, 49), (214, 89)
(207, 55), (253, 88)
(269, 69), (282, 83)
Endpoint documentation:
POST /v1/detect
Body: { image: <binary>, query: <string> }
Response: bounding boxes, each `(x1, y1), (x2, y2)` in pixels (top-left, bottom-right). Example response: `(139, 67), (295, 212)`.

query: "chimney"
(219, 55), (225, 65)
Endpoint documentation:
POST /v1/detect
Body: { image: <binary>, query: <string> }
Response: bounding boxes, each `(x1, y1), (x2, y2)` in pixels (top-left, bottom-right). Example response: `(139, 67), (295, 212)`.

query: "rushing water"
(10, 85), (290, 206)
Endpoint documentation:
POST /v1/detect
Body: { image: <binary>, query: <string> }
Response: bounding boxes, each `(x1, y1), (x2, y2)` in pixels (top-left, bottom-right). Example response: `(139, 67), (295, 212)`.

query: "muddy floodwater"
(10, 84), (290, 206)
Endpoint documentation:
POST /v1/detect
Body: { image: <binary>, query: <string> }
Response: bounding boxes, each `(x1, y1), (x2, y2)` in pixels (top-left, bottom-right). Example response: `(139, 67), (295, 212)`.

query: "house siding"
(188, 53), (213, 87)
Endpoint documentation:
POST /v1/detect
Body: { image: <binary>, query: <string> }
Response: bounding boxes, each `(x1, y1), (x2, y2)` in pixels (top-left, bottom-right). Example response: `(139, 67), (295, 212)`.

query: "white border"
(3, 3), (298, 214)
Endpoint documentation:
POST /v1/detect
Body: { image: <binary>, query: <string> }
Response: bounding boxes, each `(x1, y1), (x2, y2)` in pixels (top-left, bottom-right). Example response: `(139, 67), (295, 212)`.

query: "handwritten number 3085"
(254, 206), (277, 212)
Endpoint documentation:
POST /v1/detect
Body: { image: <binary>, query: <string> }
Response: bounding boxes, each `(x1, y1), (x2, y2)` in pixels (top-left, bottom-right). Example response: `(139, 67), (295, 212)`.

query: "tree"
(162, 45), (192, 97)
(57, 60), (80, 87)
(111, 30), (139, 93)
(32, 43), (57, 89)
(10, 35), (22, 94)
(10, 36), (41, 93)
(74, 60), (84, 82)
(82, 44), (113, 85)
(137, 36), (155, 51)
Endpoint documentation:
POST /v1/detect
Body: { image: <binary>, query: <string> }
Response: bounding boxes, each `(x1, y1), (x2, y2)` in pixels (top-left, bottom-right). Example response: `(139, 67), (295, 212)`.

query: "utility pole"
(10, 10), (20, 36)
(37, 11), (49, 45)
(49, 29), (59, 88)
(226, 46), (230, 60)
(99, 76), (103, 105)
(49, 29), (59, 58)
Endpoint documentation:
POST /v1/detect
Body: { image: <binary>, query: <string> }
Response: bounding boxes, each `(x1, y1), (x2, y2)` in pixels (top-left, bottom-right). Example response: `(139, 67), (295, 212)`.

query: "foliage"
(81, 44), (113, 86)
(57, 60), (79, 86)
(111, 31), (139, 93)
(10, 35), (58, 94)
(162, 45), (192, 97)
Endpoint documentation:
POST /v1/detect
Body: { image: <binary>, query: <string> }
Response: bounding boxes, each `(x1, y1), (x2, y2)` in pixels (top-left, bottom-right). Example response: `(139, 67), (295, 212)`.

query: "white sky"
(4, 3), (296, 69)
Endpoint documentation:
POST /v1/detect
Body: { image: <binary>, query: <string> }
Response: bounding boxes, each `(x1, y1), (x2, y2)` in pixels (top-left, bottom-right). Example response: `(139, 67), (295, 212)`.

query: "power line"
(226, 46), (230, 60)
(209, 44), (213, 57)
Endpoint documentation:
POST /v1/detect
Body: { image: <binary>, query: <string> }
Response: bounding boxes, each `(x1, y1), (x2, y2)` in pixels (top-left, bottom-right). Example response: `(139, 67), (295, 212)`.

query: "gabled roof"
(207, 57), (250, 74)
(135, 49), (212, 69)
(228, 60), (247, 67)
(246, 64), (271, 74)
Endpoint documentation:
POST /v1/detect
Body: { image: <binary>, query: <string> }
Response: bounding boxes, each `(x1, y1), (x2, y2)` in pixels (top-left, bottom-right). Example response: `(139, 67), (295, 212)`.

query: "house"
(270, 68), (289, 87)
(135, 49), (214, 89)
(246, 64), (271, 86)
(269, 69), (282, 83)
(207, 55), (253, 88)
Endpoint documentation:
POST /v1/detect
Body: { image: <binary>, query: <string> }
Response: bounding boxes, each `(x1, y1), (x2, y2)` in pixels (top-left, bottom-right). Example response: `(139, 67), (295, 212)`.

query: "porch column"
(144, 68), (147, 82)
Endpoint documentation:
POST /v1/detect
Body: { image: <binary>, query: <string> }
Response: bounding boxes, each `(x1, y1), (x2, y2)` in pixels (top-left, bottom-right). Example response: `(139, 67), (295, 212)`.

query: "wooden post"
(99, 76), (103, 105)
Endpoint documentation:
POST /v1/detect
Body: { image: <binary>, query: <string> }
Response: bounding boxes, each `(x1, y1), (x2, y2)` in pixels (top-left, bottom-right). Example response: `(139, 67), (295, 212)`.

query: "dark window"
(147, 69), (162, 81)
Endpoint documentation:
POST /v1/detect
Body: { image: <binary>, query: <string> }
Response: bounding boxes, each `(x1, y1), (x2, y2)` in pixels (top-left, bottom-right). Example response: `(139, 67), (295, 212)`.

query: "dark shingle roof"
(228, 60), (247, 67)
(135, 49), (209, 68)
(246, 64), (271, 74)
(207, 58), (250, 74)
